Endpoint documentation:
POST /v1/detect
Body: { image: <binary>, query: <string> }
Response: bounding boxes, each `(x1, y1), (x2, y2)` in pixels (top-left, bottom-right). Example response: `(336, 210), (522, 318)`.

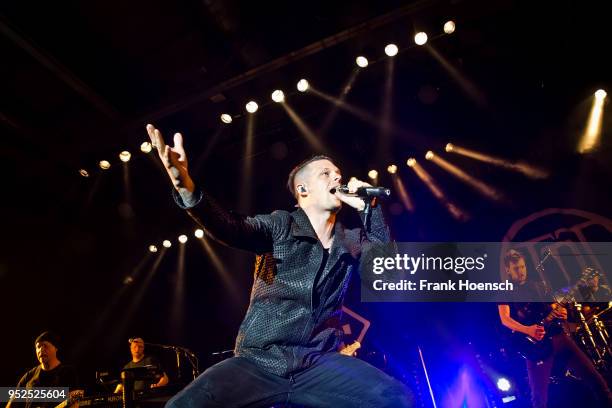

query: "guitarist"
(498, 249), (612, 407)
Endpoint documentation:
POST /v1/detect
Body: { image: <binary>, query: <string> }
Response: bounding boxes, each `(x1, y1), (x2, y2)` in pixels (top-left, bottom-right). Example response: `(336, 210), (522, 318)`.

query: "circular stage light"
(414, 32), (428, 46)
(444, 20), (456, 34)
(356, 56), (369, 68)
(245, 101), (258, 113)
(384, 44), (398, 57)
(297, 79), (310, 92)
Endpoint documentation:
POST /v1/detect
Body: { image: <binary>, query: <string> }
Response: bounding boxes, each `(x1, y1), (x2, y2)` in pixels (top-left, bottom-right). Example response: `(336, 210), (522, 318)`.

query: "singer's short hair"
(503, 249), (524, 268)
(287, 155), (334, 199)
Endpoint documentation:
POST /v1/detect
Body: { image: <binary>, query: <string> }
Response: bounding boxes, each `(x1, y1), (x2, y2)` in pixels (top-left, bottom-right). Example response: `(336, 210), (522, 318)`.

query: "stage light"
(425, 151), (434, 160)
(356, 56), (369, 68)
(297, 79), (309, 92)
(99, 160), (111, 170)
(368, 170), (378, 180)
(79, 169), (89, 177)
(387, 165), (398, 174)
(384, 43), (398, 57)
(140, 142), (152, 153)
(149, 245), (158, 253)
(194, 229), (204, 238)
(245, 101), (258, 113)
(271, 90), (285, 103)
(119, 151), (131, 163)
(162, 240), (172, 248)
(414, 32), (428, 46)
(220, 113), (233, 124)
(496, 378), (511, 392)
(445, 143), (454, 152)
(407, 158), (416, 167)
(444, 20), (456, 34)
(178, 234), (188, 244)
(579, 89), (607, 153)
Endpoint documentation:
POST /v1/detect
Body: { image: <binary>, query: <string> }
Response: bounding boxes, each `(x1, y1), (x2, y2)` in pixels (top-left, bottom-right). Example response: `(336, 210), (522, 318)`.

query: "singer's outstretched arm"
(146, 124), (282, 253)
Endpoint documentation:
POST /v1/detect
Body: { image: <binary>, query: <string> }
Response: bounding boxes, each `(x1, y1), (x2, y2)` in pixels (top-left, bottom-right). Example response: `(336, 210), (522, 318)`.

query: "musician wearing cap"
(498, 249), (612, 407)
(6, 331), (80, 408)
(145, 124), (411, 407)
(114, 337), (169, 394)
(578, 267), (612, 302)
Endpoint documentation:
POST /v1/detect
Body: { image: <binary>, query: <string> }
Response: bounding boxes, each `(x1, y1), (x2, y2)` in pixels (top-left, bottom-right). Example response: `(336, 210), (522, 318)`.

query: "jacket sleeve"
(357, 204), (397, 284)
(358, 204), (391, 244)
(173, 188), (284, 253)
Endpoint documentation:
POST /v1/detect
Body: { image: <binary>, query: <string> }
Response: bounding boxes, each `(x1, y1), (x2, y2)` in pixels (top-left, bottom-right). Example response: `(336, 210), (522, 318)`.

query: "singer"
(146, 124), (411, 407)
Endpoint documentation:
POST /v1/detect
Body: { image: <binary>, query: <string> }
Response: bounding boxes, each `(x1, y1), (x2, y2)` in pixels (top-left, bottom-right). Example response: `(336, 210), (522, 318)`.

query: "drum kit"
(572, 301), (612, 370)
(537, 265), (612, 371)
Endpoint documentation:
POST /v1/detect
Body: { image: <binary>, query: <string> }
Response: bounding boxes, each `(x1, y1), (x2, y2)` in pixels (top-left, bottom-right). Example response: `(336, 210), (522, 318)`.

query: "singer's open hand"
(335, 177), (371, 211)
(146, 124), (195, 194)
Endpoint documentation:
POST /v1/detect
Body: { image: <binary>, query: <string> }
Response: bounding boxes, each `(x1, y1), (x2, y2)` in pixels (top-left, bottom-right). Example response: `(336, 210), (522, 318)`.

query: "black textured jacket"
(175, 189), (391, 377)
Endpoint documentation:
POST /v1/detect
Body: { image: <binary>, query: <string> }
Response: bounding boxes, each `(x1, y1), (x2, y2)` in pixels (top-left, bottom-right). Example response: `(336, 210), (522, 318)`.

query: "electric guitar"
(510, 268), (599, 361)
(54, 390), (85, 408)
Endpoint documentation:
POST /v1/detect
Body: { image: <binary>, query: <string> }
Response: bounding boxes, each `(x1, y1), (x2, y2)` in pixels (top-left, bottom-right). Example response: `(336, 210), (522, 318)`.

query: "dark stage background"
(1, 0), (611, 406)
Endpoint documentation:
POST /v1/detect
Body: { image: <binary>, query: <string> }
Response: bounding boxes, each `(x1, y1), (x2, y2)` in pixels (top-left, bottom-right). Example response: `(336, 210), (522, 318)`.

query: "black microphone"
(331, 185), (391, 198)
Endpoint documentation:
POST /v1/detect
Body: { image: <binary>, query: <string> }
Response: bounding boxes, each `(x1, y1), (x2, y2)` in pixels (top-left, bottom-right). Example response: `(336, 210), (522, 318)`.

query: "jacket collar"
(290, 208), (358, 260)
(290, 207), (318, 239)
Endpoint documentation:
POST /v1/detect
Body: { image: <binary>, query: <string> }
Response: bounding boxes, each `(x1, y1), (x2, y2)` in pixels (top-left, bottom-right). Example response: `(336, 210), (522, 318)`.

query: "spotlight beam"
(241, 114), (255, 213)
(430, 154), (503, 201)
(281, 103), (326, 153)
(318, 68), (360, 137)
(309, 87), (428, 145)
(197, 235), (241, 302)
(378, 58), (395, 160)
(192, 125), (225, 176)
(109, 248), (167, 349)
(122, 160), (132, 209)
(410, 161), (469, 221)
(170, 241), (186, 338)
(69, 251), (155, 359)
(310, 87), (379, 126)
(425, 46), (487, 107)
(447, 144), (548, 179)
(391, 174), (415, 212)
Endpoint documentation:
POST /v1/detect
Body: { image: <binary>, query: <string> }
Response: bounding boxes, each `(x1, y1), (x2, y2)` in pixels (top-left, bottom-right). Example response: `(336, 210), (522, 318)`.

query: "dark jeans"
(526, 333), (612, 408)
(165, 352), (412, 407)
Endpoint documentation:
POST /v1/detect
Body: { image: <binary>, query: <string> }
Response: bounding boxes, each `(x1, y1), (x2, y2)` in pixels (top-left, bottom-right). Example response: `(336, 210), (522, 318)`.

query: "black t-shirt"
(578, 283), (612, 302)
(14, 364), (78, 408)
(122, 356), (164, 392)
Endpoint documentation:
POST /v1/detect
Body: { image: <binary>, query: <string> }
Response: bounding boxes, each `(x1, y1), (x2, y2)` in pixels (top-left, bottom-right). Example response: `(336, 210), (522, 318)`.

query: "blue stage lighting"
(496, 377), (511, 392)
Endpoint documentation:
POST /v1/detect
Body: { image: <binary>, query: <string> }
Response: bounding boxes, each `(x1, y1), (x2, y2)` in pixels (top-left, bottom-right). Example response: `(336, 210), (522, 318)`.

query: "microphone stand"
(363, 198), (375, 231)
(145, 342), (200, 381)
